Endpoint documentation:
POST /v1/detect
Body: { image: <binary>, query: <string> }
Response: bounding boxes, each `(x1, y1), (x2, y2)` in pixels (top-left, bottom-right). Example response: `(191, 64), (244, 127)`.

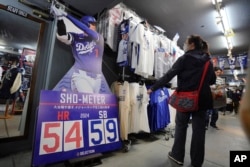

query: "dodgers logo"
(158, 95), (168, 103)
(76, 41), (96, 54)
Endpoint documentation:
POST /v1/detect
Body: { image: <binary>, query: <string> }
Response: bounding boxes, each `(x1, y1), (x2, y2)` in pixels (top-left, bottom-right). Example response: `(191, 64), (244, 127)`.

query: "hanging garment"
(0, 67), (22, 99)
(129, 82), (150, 133)
(111, 81), (131, 140)
(148, 87), (170, 132)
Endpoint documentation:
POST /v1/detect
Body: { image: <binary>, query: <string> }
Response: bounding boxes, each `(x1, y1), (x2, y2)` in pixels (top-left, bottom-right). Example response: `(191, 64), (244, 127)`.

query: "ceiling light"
(213, 0), (234, 55)
(0, 46), (5, 49)
(225, 36), (233, 49)
(211, 0), (222, 5)
(219, 8), (234, 37)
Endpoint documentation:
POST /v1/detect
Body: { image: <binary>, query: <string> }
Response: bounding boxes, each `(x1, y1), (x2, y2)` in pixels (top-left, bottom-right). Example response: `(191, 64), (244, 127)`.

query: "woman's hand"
(147, 89), (153, 94)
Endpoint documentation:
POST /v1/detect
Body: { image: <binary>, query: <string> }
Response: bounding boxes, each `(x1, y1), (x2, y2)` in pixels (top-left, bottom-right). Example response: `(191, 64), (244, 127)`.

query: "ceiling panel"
(122, 0), (250, 55)
(2, 0), (249, 56)
(62, 0), (122, 16)
(0, 9), (40, 52)
(61, 0), (250, 55)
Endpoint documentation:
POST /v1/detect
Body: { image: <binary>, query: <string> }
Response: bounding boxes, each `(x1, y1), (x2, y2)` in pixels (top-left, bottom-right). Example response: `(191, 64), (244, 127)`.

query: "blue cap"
(80, 16), (97, 27)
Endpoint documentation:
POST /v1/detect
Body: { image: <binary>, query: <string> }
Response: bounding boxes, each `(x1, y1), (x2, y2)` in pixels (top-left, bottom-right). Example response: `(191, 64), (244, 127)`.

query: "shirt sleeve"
(150, 56), (184, 91)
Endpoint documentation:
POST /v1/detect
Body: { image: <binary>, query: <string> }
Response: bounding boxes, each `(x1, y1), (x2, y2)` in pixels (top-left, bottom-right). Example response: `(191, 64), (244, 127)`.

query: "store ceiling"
(62, 0), (250, 56)
(1, 0), (250, 56)
(0, 9), (40, 53)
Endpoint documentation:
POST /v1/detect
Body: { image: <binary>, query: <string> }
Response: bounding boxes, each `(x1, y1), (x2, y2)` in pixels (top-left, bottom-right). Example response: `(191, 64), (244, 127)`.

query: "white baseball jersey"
(105, 4), (123, 51)
(130, 23), (155, 78)
(117, 39), (128, 66)
(129, 82), (150, 133)
(154, 48), (172, 79)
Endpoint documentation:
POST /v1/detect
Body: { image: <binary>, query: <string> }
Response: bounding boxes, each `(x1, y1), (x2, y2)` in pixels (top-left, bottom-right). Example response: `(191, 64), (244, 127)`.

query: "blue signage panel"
(32, 90), (121, 166)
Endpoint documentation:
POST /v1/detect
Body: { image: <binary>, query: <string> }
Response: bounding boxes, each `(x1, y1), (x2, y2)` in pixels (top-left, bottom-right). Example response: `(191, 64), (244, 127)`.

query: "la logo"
(234, 155), (247, 162)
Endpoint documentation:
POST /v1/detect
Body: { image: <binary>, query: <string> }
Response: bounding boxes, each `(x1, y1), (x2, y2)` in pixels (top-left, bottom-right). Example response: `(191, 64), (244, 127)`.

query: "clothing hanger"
(139, 20), (149, 30)
(140, 20), (146, 25)
(117, 75), (124, 84)
(117, 67), (125, 84)
(139, 79), (144, 85)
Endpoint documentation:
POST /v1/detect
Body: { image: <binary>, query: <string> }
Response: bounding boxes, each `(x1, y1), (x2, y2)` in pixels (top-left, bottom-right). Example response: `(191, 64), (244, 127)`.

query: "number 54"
(39, 121), (83, 155)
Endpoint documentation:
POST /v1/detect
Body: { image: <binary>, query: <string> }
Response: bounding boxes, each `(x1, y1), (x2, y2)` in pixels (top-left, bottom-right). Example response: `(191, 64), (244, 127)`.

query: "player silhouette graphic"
(51, 4), (111, 94)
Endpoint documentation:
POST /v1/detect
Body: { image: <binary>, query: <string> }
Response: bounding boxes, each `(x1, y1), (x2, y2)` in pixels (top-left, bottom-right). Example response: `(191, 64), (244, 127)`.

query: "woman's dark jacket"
(150, 49), (216, 111)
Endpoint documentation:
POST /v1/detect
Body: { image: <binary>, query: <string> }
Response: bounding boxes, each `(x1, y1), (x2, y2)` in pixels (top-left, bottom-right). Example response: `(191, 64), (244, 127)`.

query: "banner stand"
(31, 91), (121, 167)
(65, 153), (103, 167)
(32, 153), (103, 167)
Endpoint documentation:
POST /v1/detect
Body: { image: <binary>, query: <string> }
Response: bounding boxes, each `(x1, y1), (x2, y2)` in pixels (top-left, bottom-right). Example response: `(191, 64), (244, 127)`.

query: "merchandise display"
(0, 1), (249, 167)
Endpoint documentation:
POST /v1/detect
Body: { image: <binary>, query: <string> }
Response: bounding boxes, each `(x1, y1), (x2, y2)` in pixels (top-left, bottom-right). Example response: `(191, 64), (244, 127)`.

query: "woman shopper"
(147, 35), (216, 167)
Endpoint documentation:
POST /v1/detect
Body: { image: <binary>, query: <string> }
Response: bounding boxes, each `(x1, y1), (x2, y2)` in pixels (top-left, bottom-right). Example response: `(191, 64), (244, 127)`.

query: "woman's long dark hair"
(202, 40), (211, 55)
(187, 35), (203, 50)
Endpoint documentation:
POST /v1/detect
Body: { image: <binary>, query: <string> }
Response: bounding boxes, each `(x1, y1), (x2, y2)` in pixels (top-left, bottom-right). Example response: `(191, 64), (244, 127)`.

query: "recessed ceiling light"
(0, 46), (5, 49)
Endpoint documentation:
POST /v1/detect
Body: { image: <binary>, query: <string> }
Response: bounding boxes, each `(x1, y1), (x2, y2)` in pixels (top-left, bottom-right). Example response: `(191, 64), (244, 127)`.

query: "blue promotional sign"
(32, 90), (121, 166)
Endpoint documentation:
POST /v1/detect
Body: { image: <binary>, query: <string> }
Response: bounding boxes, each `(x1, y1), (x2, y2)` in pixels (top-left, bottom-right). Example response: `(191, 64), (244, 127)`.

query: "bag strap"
(198, 61), (210, 92)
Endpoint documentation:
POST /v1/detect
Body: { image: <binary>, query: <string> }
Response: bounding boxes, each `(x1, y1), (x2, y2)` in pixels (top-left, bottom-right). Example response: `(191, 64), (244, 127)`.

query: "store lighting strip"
(211, 0), (222, 5)
(212, 0), (234, 56)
